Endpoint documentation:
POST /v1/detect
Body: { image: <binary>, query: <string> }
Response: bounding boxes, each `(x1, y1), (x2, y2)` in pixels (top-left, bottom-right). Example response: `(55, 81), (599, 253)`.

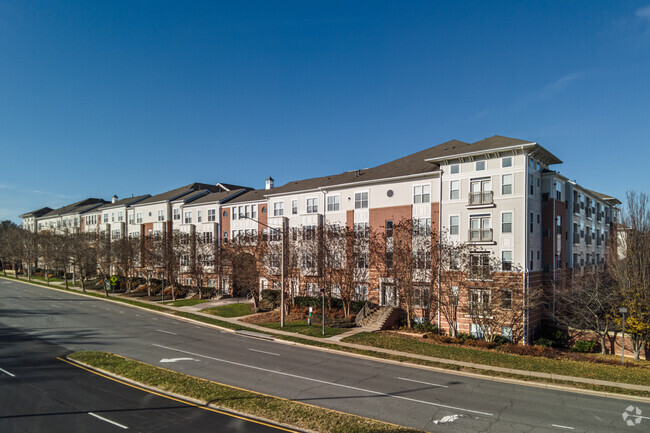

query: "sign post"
(110, 275), (118, 295)
(308, 306), (312, 326)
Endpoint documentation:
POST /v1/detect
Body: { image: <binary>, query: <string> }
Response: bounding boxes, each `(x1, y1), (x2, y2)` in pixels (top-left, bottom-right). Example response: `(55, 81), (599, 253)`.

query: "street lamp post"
(619, 307), (628, 365)
(243, 216), (285, 328)
(320, 288), (325, 336)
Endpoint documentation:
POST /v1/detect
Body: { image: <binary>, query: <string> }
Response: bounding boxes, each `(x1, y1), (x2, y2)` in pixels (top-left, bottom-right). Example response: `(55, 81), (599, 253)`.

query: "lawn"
(68, 352), (421, 433)
(163, 299), (209, 307)
(343, 332), (650, 386)
(260, 320), (349, 338)
(202, 303), (254, 317)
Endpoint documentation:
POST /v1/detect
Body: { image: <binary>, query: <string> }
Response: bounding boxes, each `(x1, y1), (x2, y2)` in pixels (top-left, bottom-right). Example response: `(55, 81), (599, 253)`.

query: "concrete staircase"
(355, 303), (401, 330)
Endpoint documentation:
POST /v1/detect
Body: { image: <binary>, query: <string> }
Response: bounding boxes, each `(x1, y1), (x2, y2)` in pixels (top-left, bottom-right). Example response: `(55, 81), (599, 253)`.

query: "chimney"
(112, 195), (118, 203)
(265, 177), (274, 190)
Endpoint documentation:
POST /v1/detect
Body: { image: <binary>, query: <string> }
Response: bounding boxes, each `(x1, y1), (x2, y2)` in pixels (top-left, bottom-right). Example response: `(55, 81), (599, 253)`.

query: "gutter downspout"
(523, 146), (529, 346)
(552, 184), (556, 324)
(438, 169), (443, 332)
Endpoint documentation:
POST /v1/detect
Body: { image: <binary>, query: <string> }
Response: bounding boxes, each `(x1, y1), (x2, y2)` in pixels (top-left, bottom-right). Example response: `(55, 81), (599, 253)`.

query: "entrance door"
(381, 283), (397, 307)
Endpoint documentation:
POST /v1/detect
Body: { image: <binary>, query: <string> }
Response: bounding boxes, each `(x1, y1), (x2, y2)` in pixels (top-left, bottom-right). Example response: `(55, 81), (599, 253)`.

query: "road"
(0, 278), (647, 432)
(0, 322), (299, 433)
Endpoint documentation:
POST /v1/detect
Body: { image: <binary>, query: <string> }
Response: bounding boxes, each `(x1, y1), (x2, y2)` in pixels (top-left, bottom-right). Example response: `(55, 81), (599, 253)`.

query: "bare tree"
(69, 232), (97, 292)
(556, 268), (617, 353)
(609, 191), (650, 360)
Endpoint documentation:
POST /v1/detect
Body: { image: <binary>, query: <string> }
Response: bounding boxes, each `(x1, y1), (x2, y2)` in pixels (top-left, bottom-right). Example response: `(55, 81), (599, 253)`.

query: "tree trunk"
(607, 330), (618, 355)
(1, 259), (6, 276)
(81, 276), (86, 293)
(64, 271), (68, 289)
(14, 262), (20, 279)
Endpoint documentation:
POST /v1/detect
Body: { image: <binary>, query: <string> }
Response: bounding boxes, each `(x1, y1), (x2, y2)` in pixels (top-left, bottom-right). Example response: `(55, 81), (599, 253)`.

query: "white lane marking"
(551, 425), (575, 430)
(433, 414), (460, 424)
(249, 348), (280, 356)
(0, 368), (16, 377)
(49, 304), (62, 309)
(88, 412), (128, 429)
(397, 377), (448, 388)
(153, 344), (493, 417)
(135, 314), (140, 317)
(160, 357), (199, 363)
(156, 329), (178, 335)
(152, 317), (158, 320)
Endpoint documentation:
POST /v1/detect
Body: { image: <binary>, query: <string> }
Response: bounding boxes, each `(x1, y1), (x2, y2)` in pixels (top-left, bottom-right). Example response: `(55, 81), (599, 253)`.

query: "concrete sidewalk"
(15, 278), (650, 394)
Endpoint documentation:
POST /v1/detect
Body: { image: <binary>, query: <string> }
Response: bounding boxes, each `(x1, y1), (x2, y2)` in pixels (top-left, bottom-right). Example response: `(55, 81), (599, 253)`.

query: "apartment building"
(28, 198), (107, 234)
(19, 135), (618, 343)
(86, 195), (152, 239)
(19, 207), (52, 233)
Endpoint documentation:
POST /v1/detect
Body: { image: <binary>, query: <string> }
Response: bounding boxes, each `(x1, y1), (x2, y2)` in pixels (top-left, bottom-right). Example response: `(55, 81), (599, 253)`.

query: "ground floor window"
(470, 323), (486, 339)
(501, 326), (512, 341)
(354, 284), (368, 301)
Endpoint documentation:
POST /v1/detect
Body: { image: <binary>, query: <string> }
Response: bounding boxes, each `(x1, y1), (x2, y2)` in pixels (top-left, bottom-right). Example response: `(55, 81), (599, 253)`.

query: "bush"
(492, 335), (511, 346)
(412, 321), (439, 334)
(534, 338), (554, 348)
(572, 340), (599, 353)
(456, 332), (474, 343)
(534, 325), (569, 349)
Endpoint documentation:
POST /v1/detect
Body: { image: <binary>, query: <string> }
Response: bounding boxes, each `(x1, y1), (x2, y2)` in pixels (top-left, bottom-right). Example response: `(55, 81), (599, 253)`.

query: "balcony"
(468, 191), (494, 206)
(573, 203), (580, 214)
(468, 228), (493, 242)
(573, 233), (580, 244)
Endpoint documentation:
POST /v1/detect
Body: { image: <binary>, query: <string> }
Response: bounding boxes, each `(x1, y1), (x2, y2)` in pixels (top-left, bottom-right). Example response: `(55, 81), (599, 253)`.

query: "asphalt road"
(0, 322), (299, 433)
(1, 278), (647, 432)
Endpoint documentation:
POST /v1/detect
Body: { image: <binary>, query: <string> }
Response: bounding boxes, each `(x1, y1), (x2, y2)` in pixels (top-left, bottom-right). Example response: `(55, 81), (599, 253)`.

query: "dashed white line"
(552, 424), (575, 430)
(153, 343), (493, 417)
(249, 348), (280, 356)
(49, 304), (62, 309)
(88, 412), (128, 429)
(156, 329), (178, 335)
(397, 377), (448, 388)
(0, 368), (15, 377)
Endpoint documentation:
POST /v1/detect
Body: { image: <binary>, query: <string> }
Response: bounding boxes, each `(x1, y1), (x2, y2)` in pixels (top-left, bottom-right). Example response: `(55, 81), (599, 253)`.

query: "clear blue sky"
(2, 1), (649, 223)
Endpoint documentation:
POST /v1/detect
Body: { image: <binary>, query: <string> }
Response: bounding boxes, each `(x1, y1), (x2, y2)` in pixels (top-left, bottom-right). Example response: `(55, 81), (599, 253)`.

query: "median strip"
(67, 351), (423, 433)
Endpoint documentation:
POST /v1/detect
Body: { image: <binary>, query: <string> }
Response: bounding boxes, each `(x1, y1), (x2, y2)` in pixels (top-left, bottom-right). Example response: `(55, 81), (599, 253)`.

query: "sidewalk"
(19, 279), (650, 394)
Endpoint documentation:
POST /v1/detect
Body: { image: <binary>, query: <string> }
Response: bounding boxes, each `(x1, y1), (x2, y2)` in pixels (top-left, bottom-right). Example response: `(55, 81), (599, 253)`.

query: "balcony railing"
(573, 203), (581, 214)
(573, 234), (580, 244)
(468, 191), (494, 206)
(468, 228), (493, 242)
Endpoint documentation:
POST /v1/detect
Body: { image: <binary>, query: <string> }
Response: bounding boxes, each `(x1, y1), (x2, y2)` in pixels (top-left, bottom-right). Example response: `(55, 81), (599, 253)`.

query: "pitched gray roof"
(39, 198), (107, 219)
(19, 207), (53, 218)
(135, 183), (225, 206)
(97, 194), (151, 211)
(227, 189), (269, 204)
(183, 189), (247, 206)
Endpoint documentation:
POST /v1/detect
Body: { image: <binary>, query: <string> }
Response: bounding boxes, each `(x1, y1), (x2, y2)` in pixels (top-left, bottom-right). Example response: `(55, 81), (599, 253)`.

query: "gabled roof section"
(135, 183), (225, 206)
(184, 189), (247, 206)
(19, 207), (53, 218)
(585, 188), (622, 206)
(39, 198), (107, 219)
(227, 189), (269, 204)
(424, 135), (562, 165)
(216, 182), (251, 192)
(97, 194), (151, 211)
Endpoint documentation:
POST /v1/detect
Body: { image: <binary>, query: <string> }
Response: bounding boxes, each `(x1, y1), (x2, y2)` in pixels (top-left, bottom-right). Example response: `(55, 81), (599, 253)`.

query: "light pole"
(619, 307), (628, 364)
(243, 216), (286, 328)
(320, 288), (325, 335)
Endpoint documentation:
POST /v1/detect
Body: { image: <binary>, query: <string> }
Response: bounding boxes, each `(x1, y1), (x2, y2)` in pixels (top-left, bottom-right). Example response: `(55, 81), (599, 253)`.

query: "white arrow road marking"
(88, 412), (128, 429)
(249, 349), (280, 356)
(0, 368), (15, 377)
(160, 357), (199, 363)
(397, 377), (448, 388)
(432, 414), (460, 424)
(156, 329), (178, 335)
(153, 343), (493, 417)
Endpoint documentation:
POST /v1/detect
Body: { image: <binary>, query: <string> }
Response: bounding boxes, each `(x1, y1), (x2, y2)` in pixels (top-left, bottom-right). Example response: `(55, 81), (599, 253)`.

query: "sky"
(1, 1), (650, 223)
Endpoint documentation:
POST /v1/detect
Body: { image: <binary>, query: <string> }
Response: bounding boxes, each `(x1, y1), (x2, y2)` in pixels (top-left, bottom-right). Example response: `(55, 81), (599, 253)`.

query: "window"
(181, 254), (190, 266)
(154, 210), (162, 221)
(450, 216), (459, 235)
(413, 185), (430, 204)
(111, 212), (115, 222)
(136, 212), (143, 224)
(469, 178), (492, 205)
(196, 210), (202, 223)
(270, 228), (282, 242)
(327, 195), (340, 211)
(469, 253), (490, 279)
(354, 222), (369, 239)
(556, 182), (562, 200)
(450, 164), (459, 174)
(302, 225), (316, 241)
(529, 174), (534, 195)
(502, 157), (512, 168)
(354, 284), (368, 301)
(118, 211), (123, 222)
(239, 206), (244, 219)
(173, 209), (180, 221)
(104, 213), (109, 223)
(530, 250), (534, 270)
(223, 231), (228, 242)
(530, 212), (534, 233)
(128, 213), (134, 224)
(245, 205), (251, 218)
(469, 215), (491, 241)
(231, 207), (237, 220)
(292, 200), (298, 214)
(385, 220), (393, 238)
(302, 253), (317, 269)
(355, 252), (369, 269)
(501, 326), (513, 341)
(273, 202), (284, 216)
(202, 231), (213, 244)
(501, 212), (512, 233)
(307, 198), (318, 213)
(208, 209), (216, 222)
(385, 251), (394, 269)
(502, 251), (513, 271)
(413, 251), (431, 269)
(529, 158), (535, 170)
(501, 174), (512, 195)
(475, 159), (486, 171)
(413, 218), (431, 237)
(184, 211), (192, 224)
(469, 289), (491, 311)
(450, 180), (460, 200)
(354, 192), (368, 209)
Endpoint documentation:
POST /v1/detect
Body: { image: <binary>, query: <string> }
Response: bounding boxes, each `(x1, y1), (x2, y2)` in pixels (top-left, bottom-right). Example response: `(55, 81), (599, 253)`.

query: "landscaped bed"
(343, 331), (650, 386)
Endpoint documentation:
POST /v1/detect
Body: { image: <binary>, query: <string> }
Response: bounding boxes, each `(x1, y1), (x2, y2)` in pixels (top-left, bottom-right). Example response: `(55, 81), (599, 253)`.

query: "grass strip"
(342, 333), (650, 387)
(259, 320), (349, 338)
(68, 351), (422, 433)
(163, 299), (209, 307)
(201, 303), (254, 317)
